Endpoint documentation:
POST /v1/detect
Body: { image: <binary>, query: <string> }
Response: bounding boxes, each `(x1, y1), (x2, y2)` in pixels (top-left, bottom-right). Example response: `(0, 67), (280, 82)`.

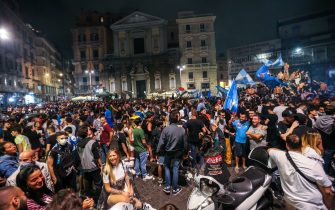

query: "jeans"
(190, 144), (204, 170)
(135, 151), (149, 177)
(164, 155), (181, 190)
(323, 149), (335, 175)
(82, 169), (102, 202)
(100, 144), (108, 165)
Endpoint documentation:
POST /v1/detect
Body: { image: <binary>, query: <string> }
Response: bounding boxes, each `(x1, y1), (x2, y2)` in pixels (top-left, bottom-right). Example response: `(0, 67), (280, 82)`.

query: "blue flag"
(263, 76), (288, 89)
(207, 90), (211, 98)
(235, 69), (255, 85)
(216, 85), (228, 96)
(272, 55), (284, 67)
(261, 58), (273, 67)
(255, 65), (269, 80)
(223, 80), (238, 114)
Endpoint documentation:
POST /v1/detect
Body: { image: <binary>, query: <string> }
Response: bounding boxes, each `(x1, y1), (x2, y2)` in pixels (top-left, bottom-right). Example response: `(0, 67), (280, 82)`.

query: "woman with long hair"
(16, 164), (54, 210)
(102, 148), (139, 208)
(301, 130), (324, 166)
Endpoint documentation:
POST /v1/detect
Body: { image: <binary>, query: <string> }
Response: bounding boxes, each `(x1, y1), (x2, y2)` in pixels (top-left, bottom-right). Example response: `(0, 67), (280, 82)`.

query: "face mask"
(59, 138), (67, 145)
(123, 127), (128, 133)
(318, 112), (326, 116)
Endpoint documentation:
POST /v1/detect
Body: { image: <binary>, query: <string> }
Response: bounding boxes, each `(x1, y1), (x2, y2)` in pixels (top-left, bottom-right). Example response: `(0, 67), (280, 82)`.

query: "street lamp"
(59, 73), (65, 97)
(177, 65), (185, 87)
(0, 27), (10, 40)
(85, 70), (94, 93)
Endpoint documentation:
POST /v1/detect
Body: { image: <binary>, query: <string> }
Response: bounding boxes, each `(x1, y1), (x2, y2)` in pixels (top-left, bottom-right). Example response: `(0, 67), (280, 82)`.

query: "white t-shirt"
(269, 149), (331, 210)
(302, 146), (324, 167)
(103, 163), (126, 184)
(273, 105), (287, 122)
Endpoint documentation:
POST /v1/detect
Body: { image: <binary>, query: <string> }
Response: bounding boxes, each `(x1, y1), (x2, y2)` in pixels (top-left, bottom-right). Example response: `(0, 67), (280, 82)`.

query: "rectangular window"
(202, 71), (208, 78)
(83, 77), (87, 83)
(188, 72), (194, 80)
(201, 40), (206, 47)
(134, 38), (145, 54)
(80, 50), (86, 59)
(187, 58), (192, 64)
(202, 57), (207, 63)
(170, 32), (174, 40)
(187, 83), (195, 89)
(155, 78), (161, 90)
(90, 33), (99, 41)
(185, 25), (191, 33)
(201, 83), (210, 89)
(93, 49), (99, 58)
(200, 23), (205, 32)
(186, 41), (192, 48)
(78, 34), (86, 42)
(122, 80), (128, 91)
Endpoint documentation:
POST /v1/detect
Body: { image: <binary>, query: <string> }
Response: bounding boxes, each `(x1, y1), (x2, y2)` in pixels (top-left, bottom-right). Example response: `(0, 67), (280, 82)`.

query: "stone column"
(131, 76), (136, 97)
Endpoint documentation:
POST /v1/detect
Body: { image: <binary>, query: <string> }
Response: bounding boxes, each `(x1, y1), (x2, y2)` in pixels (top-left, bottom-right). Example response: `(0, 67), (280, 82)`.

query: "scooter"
(187, 146), (279, 210)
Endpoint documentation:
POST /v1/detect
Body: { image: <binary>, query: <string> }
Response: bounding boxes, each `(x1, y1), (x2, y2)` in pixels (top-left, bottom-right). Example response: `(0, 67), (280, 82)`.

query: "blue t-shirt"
(104, 109), (113, 128)
(232, 120), (250, 144)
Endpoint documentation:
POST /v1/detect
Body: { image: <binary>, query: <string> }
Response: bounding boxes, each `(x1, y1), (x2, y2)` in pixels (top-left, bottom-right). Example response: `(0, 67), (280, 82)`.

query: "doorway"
(136, 80), (146, 98)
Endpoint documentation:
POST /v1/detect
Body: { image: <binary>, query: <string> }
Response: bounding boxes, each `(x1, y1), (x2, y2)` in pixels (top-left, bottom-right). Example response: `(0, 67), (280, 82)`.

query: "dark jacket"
(156, 124), (187, 158)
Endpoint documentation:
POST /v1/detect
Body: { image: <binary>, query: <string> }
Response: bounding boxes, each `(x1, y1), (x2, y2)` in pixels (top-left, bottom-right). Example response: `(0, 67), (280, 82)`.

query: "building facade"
(227, 39), (282, 82)
(0, 0), (66, 104)
(71, 11), (119, 95)
(104, 11), (180, 98)
(277, 9), (335, 83)
(176, 11), (217, 96)
(216, 54), (229, 86)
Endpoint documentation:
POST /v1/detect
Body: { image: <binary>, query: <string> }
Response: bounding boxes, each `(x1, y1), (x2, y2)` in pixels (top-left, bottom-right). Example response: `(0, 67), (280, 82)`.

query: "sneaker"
(157, 177), (163, 184)
(142, 202), (156, 210)
(172, 187), (182, 195)
(163, 186), (171, 194)
(143, 174), (153, 181)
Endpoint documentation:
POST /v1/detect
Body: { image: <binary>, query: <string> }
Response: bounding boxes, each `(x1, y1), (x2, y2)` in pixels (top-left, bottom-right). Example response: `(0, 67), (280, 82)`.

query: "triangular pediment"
(111, 11), (166, 29)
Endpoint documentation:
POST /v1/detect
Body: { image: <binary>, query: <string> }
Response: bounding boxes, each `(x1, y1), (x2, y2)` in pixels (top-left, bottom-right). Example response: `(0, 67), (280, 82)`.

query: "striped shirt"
(27, 194), (52, 210)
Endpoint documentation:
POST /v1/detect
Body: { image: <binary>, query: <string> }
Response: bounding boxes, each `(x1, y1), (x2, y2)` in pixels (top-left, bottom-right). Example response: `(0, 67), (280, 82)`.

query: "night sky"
(17, 0), (335, 58)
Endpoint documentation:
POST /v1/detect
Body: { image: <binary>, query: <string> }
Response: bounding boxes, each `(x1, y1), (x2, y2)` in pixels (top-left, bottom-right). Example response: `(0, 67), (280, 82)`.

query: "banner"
(223, 80), (238, 114)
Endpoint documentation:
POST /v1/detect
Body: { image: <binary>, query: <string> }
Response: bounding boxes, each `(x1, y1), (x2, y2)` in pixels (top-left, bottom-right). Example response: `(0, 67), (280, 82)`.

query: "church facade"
(103, 11), (180, 98)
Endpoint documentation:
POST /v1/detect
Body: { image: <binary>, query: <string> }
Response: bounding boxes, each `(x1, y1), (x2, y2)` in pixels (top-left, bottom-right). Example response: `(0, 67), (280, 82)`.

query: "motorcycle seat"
(213, 167), (267, 208)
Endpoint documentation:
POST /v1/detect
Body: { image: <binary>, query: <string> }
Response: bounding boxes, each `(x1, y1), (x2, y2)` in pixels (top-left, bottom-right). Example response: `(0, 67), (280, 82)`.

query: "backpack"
(109, 132), (119, 150)
(53, 145), (76, 178)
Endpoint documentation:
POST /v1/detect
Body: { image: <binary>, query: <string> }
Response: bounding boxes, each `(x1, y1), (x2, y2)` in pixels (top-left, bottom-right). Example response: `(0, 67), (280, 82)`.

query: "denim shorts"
(234, 142), (247, 157)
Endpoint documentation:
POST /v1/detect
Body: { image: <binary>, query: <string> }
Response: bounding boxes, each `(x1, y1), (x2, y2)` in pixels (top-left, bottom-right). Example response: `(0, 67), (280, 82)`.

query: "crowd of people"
(0, 69), (334, 209)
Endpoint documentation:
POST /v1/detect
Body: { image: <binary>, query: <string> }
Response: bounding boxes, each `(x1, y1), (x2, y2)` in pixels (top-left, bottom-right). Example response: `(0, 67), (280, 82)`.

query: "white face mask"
(59, 138), (67, 146)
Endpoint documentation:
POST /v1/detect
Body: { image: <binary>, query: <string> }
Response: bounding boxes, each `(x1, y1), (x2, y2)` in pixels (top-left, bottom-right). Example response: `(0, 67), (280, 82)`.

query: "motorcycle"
(187, 146), (281, 210)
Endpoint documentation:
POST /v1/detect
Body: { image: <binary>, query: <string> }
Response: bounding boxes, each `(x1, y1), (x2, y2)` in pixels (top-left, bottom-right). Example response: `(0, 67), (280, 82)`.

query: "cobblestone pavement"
(133, 162), (236, 209)
(134, 162), (335, 209)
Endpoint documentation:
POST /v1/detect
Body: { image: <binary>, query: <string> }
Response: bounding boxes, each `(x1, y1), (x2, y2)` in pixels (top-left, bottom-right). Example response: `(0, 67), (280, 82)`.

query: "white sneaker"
(142, 203), (156, 210)
(143, 174), (153, 181)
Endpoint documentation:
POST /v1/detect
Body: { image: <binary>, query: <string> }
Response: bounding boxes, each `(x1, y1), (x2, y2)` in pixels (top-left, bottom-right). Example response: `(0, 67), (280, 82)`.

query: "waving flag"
(272, 55), (284, 67)
(263, 75), (288, 89)
(216, 85), (229, 96)
(261, 58), (273, 67)
(223, 80), (238, 114)
(235, 69), (255, 85)
(255, 65), (269, 80)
